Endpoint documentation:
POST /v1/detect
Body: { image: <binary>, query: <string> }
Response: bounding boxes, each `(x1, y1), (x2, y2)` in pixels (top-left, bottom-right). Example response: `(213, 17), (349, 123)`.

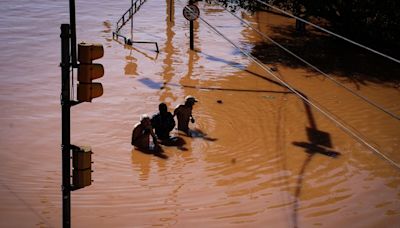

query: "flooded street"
(0, 0), (399, 227)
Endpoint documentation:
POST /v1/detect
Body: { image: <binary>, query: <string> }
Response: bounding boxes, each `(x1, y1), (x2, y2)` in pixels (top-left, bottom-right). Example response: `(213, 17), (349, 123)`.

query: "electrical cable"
(177, 1), (400, 170)
(220, 7), (400, 120)
(254, 0), (400, 65)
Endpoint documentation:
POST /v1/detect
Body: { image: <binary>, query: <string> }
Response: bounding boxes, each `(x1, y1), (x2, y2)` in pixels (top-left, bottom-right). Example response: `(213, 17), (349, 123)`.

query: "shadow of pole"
(292, 152), (313, 228)
(204, 52), (342, 227)
(166, 42), (343, 227)
(291, 92), (341, 228)
(187, 51), (340, 228)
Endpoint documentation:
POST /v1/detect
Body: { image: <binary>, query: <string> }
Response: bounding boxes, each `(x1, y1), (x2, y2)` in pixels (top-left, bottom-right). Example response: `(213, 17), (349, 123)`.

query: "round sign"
(183, 4), (200, 21)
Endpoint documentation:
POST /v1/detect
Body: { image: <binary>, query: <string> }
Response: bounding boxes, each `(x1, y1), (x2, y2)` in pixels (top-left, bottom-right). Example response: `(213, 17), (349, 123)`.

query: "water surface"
(0, 0), (399, 227)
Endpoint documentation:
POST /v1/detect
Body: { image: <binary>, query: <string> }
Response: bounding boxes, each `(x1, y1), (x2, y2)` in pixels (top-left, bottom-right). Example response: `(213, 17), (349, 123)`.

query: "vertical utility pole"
(61, 1), (98, 227)
(69, 0), (77, 67)
(60, 1), (76, 227)
(131, 0), (134, 40)
(190, 20), (194, 50)
(60, 24), (71, 228)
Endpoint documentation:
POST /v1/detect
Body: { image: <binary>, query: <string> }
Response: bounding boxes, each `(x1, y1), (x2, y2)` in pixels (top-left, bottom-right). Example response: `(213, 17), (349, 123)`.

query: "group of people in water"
(131, 95), (198, 152)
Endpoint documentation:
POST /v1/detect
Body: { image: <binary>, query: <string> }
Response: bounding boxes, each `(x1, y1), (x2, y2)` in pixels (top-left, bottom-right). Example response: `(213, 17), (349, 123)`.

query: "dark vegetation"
(251, 25), (400, 86)
(204, 0), (400, 51)
(199, 0), (400, 85)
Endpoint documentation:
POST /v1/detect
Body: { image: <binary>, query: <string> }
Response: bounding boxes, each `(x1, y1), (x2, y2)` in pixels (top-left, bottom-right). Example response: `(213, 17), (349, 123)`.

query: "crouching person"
(131, 114), (160, 152)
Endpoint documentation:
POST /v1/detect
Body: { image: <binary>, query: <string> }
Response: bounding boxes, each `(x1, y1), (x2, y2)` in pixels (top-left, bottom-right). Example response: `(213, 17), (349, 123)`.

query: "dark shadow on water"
(197, 50), (247, 70)
(251, 25), (400, 87)
(291, 140), (341, 228)
(190, 128), (218, 141)
(176, 128), (218, 142)
(291, 139), (341, 228)
(195, 50), (289, 89)
(135, 146), (168, 159)
(293, 141), (341, 158)
(159, 136), (189, 151)
(178, 83), (292, 94)
(138, 78), (164, 90)
(289, 91), (341, 228)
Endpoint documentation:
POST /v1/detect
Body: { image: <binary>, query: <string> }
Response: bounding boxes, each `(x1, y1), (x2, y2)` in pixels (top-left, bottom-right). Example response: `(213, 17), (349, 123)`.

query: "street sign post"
(183, 4), (199, 21)
(183, 4), (199, 50)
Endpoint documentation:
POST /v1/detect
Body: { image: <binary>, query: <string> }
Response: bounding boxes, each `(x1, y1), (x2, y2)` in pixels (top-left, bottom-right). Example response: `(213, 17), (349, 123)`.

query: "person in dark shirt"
(151, 103), (175, 142)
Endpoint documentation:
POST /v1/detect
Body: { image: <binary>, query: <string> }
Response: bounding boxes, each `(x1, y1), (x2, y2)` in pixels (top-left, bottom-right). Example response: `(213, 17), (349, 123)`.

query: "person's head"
(140, 114), (151, 127)
(159, 102), (168, 114)
(184, 95), (198, 106)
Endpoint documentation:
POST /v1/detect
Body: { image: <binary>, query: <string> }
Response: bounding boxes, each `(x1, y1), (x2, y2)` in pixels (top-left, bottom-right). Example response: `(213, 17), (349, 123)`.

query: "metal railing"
(112, 0), (159, 52)
(115, 0), (146, 34)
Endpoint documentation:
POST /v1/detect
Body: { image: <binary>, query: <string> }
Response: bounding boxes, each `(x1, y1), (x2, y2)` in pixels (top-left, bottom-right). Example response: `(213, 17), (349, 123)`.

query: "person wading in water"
(151, 103), (175, 143)
(174, 95), (198, 136)
(131, 114), (160, 152)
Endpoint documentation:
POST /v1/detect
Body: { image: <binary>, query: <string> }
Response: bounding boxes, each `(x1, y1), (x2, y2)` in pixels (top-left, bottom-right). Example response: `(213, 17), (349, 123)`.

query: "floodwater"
(0, 0), (399, 227)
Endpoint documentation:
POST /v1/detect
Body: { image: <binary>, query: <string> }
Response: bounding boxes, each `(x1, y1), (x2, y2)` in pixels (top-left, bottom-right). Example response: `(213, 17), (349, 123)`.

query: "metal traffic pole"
(131, 0), (134, 40)
(60, 23), (72, 228)
(69, 0), (77, 67)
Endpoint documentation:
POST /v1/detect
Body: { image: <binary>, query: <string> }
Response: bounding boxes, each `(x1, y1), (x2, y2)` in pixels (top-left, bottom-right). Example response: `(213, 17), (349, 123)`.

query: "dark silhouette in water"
(131, 114), (161, 152)
(174, 96), (198, 136)
(151, 103), (176, 141)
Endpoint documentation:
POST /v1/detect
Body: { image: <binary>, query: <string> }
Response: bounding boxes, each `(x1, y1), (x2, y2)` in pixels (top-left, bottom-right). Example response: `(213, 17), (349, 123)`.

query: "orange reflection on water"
(0, 0), (399, 227)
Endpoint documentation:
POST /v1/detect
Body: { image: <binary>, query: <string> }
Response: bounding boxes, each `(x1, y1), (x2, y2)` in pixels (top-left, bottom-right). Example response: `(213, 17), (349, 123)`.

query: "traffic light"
(77, 42), (104, 102)
(72, 146), (93, 189)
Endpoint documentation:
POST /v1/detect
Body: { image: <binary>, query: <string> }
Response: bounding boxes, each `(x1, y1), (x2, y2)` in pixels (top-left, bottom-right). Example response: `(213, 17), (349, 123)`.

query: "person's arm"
(147, 126), (159, 146)
(190, 113), (195, 123)
(164, 113), (175, 131)
(131, 126), (140, 146)
(173, 104), (181, 117)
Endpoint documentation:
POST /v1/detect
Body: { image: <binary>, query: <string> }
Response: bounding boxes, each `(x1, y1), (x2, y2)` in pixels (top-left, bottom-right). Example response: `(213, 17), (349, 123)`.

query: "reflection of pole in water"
(125, 48), (138, 76)
(190, 20), (194, 50)
(184, 18), (200, 79)
(131, 150), (151, 181)
(160, 0), (177, 103)
(169, 0), (174, 22)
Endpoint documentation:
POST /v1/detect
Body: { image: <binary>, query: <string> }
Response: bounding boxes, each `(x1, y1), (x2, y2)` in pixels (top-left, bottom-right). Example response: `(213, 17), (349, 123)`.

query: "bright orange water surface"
(0, 1), (399, 227)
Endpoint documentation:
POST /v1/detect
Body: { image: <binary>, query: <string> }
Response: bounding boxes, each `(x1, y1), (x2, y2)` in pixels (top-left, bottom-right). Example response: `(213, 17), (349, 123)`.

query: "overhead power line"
(176, 0), (400, 170)
(221, 7), (400, 121)
(254, 0), (400, 65)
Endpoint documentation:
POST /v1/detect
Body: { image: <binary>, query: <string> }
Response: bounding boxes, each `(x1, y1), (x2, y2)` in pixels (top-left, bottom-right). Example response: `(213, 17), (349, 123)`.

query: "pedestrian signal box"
(72, 146), (93, 189)
(77, 42), (104, 102)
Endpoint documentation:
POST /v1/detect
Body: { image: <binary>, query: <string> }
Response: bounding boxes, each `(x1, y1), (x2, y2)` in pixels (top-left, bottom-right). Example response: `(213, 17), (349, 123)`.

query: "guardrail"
(112, 0), (159, 52)
(115, 0), (146, 34)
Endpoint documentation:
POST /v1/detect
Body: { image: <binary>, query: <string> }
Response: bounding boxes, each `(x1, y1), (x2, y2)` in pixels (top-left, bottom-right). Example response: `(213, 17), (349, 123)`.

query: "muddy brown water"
(0, 1), (399, 227)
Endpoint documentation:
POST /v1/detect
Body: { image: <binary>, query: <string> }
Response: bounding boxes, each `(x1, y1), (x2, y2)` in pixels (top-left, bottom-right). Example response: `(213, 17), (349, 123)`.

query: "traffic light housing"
(77, 42), (104, 102)
(72, 146), (93, 189)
